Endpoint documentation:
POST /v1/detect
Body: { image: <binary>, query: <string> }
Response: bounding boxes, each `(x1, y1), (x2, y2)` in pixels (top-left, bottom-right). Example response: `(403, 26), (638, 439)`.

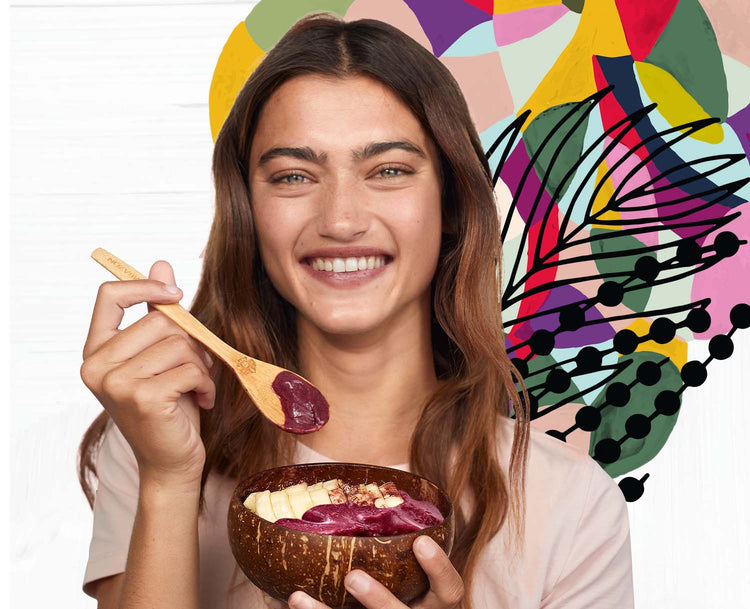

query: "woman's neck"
(295, 296), (438, 466)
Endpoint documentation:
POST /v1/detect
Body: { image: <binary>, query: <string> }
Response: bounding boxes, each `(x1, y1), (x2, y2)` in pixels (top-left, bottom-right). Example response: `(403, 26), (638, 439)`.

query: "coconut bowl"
(227, 462), (454, 608)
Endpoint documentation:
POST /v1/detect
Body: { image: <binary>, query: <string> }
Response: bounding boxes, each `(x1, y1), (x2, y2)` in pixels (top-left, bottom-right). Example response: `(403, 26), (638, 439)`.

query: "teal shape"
(644, 0), (728, 121)
(550, 340), (617, 406)
(246, 0), (356, 51)
(525, 354), (582, 409)
(590, 352), (682, 477)
(442, 21), (498, 57)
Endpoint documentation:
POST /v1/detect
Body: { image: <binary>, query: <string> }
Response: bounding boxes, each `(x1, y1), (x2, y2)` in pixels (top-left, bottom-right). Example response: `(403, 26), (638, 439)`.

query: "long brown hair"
(79, 13), (530, 606)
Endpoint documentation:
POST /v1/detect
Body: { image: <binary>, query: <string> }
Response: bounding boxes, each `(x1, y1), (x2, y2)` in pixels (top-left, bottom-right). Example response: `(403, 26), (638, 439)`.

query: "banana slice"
(270, 490), (295, 520)
(289, 490), (315, 518)
(308, 482), (324, 491)
(322, 479), (341, 490)
(284, 482), (308, 494)
(309, 487), (332, 507)
(254, 490), (275, 522)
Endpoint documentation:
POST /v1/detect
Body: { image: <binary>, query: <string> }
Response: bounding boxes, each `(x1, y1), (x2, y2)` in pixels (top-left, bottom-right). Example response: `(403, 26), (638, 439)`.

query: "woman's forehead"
(250, 74), (435, 161)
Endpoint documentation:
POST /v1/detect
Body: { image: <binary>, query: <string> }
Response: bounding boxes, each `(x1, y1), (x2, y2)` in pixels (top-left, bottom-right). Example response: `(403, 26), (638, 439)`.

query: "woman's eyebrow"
(257, 141), (425, 166)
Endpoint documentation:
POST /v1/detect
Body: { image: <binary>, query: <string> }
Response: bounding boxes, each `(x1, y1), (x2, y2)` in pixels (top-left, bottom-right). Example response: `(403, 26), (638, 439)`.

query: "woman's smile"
(299, 247), (393, 288)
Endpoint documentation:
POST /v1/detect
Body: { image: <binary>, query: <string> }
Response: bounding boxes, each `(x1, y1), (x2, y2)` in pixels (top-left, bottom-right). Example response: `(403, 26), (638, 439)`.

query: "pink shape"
(691, 208), (750, 339)
(345, 0), (433, 53)
(493, 4), (568, 47)
(603, 137), (659, 246)
(440, 52), (514, 132)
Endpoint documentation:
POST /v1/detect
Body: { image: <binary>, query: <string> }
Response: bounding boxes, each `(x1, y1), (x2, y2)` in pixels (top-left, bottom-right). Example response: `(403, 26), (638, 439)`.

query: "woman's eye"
(272, 173), (308, 185)
(376, 167), (411, 178)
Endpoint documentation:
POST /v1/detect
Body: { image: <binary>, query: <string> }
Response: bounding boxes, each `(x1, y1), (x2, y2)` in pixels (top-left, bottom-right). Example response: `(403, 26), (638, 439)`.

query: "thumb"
(147, 260), (179, 312)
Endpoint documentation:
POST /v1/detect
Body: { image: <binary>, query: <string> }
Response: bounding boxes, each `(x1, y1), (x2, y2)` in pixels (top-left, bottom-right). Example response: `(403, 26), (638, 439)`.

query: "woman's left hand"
(261, 536), (463, 609)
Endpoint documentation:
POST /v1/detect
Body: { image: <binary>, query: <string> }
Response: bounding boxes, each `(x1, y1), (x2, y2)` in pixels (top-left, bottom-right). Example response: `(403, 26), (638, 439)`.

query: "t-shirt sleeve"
(541, 459), (635, 609)
(82, 419), (140, 598)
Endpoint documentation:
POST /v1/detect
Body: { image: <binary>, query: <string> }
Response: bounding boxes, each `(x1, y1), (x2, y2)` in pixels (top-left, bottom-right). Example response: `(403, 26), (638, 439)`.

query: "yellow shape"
(590, 159), (620, 229)
(518, 0), (629, 126)
(494, 0), (562, 13)
(209, 22), (265, 142)
(625, 318), (688, 369)
(635, 62), (724, 144)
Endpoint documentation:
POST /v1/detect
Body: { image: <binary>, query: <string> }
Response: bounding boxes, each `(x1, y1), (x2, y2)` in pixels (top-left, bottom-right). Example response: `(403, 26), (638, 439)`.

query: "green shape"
(523, 101), (591, 200)
(644, 0), (728, 121)
(589, 352), (682, 477)
(246, 0), (356, 51)
(525, 354), (582, 409)
(562, 0), (584, 14)
(590, 228), (653, 313)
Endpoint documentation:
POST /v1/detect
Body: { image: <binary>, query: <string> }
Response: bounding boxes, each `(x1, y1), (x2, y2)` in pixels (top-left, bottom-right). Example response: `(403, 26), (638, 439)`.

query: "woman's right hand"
(80, 260), (216, 490)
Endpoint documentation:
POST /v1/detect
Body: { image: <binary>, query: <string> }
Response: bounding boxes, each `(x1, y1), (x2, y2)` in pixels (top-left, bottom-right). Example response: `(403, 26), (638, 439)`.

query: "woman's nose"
(316, 180), (370, 241)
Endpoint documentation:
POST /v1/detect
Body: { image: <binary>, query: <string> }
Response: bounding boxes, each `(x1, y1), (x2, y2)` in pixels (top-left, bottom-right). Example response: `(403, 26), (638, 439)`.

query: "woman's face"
(248, 74), (443, 337)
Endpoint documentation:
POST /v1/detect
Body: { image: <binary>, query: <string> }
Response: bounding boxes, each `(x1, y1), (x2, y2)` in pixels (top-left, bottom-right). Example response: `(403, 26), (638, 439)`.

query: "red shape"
(463, 0), (493, 16)
(592, 56), (648, 162)
(614, 0), (678, 61)
(507, 206), (561, 362)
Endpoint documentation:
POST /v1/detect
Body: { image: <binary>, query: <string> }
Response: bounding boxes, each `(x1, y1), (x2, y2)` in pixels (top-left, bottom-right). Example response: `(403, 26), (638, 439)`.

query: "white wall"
(9, 1), (750, 607)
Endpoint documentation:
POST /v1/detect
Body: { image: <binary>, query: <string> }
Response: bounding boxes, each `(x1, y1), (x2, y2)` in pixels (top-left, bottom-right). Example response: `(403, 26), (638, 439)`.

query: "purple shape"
(526, 284), (615, 348)
(727, 103), (750, 161)
(403, 0), (491, 56)
(500, 141), (554, 226)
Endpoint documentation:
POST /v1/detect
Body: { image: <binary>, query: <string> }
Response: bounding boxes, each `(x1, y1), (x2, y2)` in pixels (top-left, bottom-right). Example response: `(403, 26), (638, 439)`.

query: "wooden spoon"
(91, 248), (329, 434)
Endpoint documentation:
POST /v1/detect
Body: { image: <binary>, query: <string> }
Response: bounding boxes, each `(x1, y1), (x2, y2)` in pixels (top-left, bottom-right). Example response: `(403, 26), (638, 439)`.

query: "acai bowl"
(227, 462), (455, 607)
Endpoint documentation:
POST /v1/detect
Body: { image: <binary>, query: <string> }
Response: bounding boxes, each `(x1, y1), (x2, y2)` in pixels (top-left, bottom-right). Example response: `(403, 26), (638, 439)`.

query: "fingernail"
(345, 571), (370, 595)
(263, 594), (284, 609)
(203, 351), (213, 367)
(164, 284), (180, 294)
(289, 591), (313, 609)
(416, 536), (437, 559)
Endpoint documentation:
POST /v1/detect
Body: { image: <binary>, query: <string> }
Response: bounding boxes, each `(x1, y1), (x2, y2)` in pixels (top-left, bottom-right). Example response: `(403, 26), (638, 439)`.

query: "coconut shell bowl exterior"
(228, 462), (455, 608)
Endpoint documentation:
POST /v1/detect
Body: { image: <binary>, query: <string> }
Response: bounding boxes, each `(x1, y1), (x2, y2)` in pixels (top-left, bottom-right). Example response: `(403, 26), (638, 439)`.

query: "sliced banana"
(270, 490), (295, 520)
(254, 490), (275, 522)
(309, 487), (332, 506)
(322, 478), (341, 490)
(243, 491), (258, 511)
(289, 491), (315, 519)
(308, 482), (324, 491)
(284, 482), (308, 494)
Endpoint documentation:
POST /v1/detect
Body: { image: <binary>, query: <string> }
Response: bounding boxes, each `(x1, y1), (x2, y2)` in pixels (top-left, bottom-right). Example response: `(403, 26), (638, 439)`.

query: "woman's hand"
(80, 260), (215, 490)
(261, 536), (464, 609)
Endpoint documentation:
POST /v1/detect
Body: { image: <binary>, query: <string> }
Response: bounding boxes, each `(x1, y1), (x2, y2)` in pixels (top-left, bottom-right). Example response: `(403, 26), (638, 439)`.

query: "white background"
(9, 1), (750, 607)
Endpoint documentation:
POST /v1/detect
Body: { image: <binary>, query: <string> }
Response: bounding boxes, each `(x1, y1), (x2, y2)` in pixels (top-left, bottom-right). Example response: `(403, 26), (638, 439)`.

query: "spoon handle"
(91, 248), (243, 365)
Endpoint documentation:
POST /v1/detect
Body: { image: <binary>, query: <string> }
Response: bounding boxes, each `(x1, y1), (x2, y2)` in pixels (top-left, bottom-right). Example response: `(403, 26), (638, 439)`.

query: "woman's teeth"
(310, 256), (386, 272)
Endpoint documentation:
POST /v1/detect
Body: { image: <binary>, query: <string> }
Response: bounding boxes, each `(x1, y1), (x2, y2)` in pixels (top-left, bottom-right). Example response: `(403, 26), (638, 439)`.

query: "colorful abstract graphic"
(209, 0), (750, 501)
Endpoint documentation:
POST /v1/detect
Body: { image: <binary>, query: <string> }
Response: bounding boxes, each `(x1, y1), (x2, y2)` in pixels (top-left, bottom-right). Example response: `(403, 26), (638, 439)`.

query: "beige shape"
(530, 402), (591, 454)
(344, 0), (433, 52)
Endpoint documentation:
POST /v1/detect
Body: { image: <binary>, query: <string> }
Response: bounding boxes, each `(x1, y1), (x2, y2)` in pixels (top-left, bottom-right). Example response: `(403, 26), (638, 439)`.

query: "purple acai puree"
(272, 371), (330, 434)
(275, 492), (443, 536)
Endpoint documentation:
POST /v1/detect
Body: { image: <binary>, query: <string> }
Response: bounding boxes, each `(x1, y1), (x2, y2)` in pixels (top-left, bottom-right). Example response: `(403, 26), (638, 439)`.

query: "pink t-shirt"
(82, 416), (634, 608)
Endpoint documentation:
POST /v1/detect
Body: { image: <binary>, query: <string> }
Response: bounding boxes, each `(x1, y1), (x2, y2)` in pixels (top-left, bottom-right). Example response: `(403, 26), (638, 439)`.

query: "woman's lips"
(300, 258), (391, 288)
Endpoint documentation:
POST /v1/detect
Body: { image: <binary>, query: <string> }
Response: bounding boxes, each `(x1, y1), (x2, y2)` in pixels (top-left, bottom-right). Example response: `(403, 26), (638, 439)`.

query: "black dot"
(606, 382), (631, 407)
(634, 256), (660, 282)
(546, 430), (567, 442)
(681, 360), (707, 386)
(614, 329), (639, 354)
(594, 438), (621, 463)
(676, 240), (702, 265)
(559, 306), (586, 331)
(654, 390), (680, 415)
(625, 414), (651, 439)
(619, 476), (647, 502)
(714, 231), (740, 257)
(708, 334), (734, 360)
(511, 357), (529, 378)
(546, 368), (571, 393)
(529, 329), (555, 356)
(650, 318), (676, 344)
(575, 406), (601, 431)
(636, 360), (661, 386)
(597, 281), (624, 307)
(575, 346), (602, 372)
(730, 303), (750, 329)
(686, 308), (711, 333)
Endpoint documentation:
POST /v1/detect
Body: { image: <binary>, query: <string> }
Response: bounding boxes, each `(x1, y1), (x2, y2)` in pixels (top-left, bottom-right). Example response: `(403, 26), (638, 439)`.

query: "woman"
(78, 13), (634, 609)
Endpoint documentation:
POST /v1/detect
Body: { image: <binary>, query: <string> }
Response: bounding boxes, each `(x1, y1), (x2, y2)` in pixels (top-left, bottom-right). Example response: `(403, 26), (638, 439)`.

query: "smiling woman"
(77, 12), (634, 609)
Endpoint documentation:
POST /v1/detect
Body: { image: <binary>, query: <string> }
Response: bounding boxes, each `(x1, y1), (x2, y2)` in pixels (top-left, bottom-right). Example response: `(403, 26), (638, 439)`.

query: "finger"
(411, 537), (463, 608)
(93, 311), (211, 369)
(287, 591), (331, 609)
(147, 260), (178, 313)
(84, 279), (182, 358)
(139, 362), (216, 410)
(343, 570), (404, 609)
(115, 334), (211, 381)
(262, 593), (288, 609)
